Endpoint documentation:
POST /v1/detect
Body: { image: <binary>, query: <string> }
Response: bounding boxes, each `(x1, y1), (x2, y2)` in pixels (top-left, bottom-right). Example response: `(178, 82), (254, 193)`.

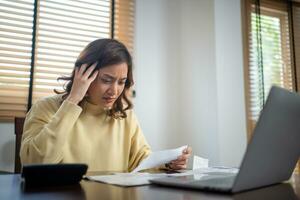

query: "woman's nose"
(109, 83), (118, 96)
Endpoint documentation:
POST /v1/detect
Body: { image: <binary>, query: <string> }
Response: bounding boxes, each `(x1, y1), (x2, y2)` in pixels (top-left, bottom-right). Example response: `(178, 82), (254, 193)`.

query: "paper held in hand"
(132, 145), (187, 173)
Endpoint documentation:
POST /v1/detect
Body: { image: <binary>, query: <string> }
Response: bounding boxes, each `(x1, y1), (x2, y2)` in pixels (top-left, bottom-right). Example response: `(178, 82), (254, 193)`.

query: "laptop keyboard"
(151, 172), (237, 192)
(191, 175), (236, 191)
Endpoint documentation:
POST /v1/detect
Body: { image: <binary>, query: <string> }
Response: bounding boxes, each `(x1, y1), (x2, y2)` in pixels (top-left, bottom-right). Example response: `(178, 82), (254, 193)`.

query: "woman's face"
(87, 62), (128, 108)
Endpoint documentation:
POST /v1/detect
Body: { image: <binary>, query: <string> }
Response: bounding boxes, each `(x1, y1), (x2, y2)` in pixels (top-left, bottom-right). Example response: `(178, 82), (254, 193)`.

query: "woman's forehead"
(98, 62), (128, 78)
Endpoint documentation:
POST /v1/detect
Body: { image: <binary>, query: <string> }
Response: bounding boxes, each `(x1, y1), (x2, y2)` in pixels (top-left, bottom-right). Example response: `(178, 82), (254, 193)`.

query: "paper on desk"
(132, 145), (187, 173)
(86, 171), (198, 187)
(192, 155), (209, 170)
(86, 173), (166, 186)
(86, 167), (239, 187)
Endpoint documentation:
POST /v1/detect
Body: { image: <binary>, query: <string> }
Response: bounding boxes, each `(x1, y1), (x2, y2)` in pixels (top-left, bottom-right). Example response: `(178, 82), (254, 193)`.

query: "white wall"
(177, 0), (220, 165)
(134, 0), (181, 150)
(0, 0), (247, 171)
(134, 0), (247, 166)
(0, 122), (15, 172)
(214, 0), (247, 166)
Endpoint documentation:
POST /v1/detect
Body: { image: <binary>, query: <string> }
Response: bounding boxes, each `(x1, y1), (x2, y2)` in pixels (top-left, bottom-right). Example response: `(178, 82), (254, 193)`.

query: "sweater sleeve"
(20, 98), (82, 164)
(128, 112), (151, 172)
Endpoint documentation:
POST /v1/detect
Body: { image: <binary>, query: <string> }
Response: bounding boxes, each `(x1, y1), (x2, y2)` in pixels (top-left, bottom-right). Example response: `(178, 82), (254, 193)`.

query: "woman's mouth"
(103, 97), (115, 104)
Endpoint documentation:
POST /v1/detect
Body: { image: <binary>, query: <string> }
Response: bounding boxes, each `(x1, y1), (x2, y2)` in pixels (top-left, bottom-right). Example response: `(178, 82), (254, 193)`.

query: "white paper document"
(132, 145), (187, 173)
(193, 155), (209, 170)
(86, 173), (166, 186)
(85, 146), (239, 187)
(86, 167), (239, 187)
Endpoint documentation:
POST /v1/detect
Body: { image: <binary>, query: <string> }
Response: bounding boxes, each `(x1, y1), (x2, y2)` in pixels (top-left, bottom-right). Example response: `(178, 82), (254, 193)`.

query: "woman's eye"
(102, 79), (111, 83)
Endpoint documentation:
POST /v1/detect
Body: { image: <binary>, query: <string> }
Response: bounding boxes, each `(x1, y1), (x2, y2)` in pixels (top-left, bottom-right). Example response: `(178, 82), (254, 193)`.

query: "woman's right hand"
(66, 62), (99, 104)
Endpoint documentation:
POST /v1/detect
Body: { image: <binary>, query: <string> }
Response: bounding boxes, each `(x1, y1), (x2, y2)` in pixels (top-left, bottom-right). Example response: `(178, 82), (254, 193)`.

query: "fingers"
(183, 146), (192, 154)
(169, 163), (187, 170)
(74, 66), (79, 76)
(166, 147), (193, 170)
(167, 157), (189, 170)
(171, 160), (186, 165)
(90, 70), (99, 82)
(78, 63), (88, 75)
(170, 156), (188, 165)
(176, 146), (192, 161)
(78, 63), (98, 79)
(82, 62), (98, 79)
(175, 146), (193, 161)
(178, 154), (190, 161)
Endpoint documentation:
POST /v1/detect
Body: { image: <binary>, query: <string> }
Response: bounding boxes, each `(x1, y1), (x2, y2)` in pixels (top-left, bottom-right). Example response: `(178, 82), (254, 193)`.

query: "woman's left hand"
(167, 146), (192, 170)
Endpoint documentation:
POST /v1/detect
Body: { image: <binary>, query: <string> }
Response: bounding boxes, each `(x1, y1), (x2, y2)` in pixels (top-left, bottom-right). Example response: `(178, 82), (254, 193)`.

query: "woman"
(20, 39), (192, 172)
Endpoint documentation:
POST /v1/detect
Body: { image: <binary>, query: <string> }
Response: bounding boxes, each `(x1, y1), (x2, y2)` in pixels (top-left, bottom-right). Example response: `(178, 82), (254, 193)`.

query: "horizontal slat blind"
(247, 0), (293, 131)
(0, 0), (34, 119)
(293, 3), (300, 89)
(32, 0), (111, 103)
(0, 0), (136, 120)
(114, 0), (135, 54)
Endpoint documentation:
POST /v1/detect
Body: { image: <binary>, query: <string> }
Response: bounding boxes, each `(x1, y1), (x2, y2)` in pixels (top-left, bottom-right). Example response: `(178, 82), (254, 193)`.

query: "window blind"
(0, 0), (35, 119)
(114, 0), (135, 54)
(32, 0), (111, 104)
(293, 3), (300, 90)
(0, 0), (136, 120)
(246, 0), (294, 133)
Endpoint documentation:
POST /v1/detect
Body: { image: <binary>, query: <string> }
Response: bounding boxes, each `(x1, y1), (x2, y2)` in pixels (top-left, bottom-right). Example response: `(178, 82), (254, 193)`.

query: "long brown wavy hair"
(55, 39), (134, 119)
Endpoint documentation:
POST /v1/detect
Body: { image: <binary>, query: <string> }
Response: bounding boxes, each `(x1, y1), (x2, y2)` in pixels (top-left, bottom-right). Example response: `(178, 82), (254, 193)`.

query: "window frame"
(242, 0), (296, 139)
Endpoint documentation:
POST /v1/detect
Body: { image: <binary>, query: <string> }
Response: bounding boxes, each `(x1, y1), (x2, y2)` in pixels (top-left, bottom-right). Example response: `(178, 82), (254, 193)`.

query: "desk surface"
(0, 173), (299, 200)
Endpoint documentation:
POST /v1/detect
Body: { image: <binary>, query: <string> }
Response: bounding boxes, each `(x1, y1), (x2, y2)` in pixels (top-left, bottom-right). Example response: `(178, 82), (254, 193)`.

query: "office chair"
(14, 117), (25, 173)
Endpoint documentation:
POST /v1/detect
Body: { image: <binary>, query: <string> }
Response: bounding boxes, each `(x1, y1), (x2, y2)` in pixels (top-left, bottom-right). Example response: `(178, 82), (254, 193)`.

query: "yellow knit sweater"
(20, 95), (151, 172)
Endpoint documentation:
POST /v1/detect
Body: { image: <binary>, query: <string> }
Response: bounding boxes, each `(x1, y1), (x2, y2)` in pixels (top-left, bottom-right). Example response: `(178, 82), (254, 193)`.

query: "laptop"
(151, 86), (300, 193)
